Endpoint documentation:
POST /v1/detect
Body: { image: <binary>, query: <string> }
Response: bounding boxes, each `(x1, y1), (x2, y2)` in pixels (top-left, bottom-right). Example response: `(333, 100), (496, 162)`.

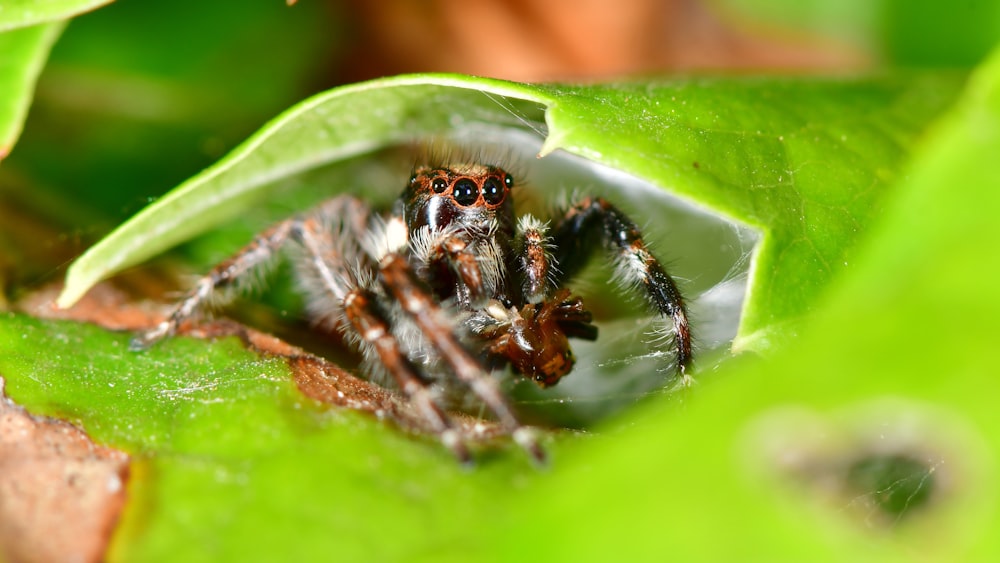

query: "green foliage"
(0, 0), (110, 32)
(716, 0), (1000, 66)
(530, 76), (963, 346)
(2, 1), (1000, 561)
(0, 313), (517, 561)
(0, 23), (62, 158)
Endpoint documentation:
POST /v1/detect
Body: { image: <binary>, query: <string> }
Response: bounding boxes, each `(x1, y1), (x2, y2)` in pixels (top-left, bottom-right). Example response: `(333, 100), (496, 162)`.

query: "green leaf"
(57, 72), (962, 350)
(3, 68), (971, 560)
(0, 22), (63, 160)
(531, 75), (963, 348)
(496, 45), (1000, 561)
(55, 75), (548, 309)
(2, 0), (337, 231)
(715, 0), (1000, 67)
(0, 0), (112, 32)
(0, 314), (518, 561)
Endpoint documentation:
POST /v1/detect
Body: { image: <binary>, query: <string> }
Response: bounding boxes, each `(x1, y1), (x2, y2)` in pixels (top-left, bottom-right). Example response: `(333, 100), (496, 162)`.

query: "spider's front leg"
(269, 203), (477, 462)
(378, 253), (546, 463)
(550, 196), (693, 378)
(341, 288), (471, 463)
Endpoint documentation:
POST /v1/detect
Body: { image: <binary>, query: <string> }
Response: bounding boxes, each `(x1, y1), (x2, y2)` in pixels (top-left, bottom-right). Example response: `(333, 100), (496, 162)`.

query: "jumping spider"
(133, 155), (692, 463)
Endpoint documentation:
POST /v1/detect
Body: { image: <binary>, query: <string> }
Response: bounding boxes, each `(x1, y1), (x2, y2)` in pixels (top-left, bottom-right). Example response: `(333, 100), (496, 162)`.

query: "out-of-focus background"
(2, 0), (995, 300)
(337, 0), (864, 81)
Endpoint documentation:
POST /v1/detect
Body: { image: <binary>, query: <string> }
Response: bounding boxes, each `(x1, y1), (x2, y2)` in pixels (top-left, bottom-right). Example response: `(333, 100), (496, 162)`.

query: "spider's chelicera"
(133, 156), (692, 463)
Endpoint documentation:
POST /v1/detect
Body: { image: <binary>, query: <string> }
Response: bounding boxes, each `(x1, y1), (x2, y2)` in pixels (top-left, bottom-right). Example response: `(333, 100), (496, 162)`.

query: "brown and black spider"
(132, 154), (692, 463)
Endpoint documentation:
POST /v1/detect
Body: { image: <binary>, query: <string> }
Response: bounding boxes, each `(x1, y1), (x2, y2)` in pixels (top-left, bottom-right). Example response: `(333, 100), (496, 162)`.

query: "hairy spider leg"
(292, 198), (370, 316)
(341, 288), (471, 463)
(130, 220), (296, 350)
(291, 204), (476, 461)
(129, 197), (372, 350)
(548, 197), (693, 376)
(378, 253), (546, 463)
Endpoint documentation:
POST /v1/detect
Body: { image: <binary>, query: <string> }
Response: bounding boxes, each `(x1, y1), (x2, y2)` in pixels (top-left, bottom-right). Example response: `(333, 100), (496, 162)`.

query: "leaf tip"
(55, 265), (92, 310)
(537, 134), (561, 158)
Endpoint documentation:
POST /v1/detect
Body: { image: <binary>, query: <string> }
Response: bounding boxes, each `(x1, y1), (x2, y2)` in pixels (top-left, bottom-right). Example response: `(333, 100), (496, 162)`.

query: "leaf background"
(1, 1), (1000, 561)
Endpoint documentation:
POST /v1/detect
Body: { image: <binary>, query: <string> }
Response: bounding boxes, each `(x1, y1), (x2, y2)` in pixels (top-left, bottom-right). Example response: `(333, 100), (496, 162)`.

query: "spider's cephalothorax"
(132, 158), (692, 464)
(402, 163), (520, 308)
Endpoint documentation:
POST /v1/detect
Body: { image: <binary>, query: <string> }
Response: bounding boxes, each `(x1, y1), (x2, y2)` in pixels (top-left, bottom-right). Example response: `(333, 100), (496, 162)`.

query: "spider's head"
(403, 164), (515, 233)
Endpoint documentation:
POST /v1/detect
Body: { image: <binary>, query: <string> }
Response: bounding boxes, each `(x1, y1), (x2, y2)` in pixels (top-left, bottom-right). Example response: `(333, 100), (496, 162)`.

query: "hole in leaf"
(844, 452), (936, 520)
(745, 400), (990, 543)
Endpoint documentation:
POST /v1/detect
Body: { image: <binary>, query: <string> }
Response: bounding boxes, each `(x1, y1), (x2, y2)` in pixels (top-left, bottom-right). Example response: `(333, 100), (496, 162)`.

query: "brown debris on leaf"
(194, 319), (510, 445)
(290, 354), (508, 444)
(0, 377), (129, 563)
(27, 282), (509, 447)
(19, 283), (163, 331)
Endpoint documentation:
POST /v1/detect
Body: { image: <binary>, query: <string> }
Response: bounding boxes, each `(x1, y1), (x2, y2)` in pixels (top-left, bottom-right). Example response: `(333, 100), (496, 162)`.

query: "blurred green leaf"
(1, 0), (335, 230)
(0, 22), (62, 160)
(880, 0), (1000, 66)
(714, 0), (879, 48)
(498, 44), (1000, 561)
(715, 0), (1000, 66)
(0, 0), (110, 32)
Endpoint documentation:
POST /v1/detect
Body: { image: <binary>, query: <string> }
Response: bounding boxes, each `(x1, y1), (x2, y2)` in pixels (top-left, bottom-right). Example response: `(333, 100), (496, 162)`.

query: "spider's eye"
(431, 177), (448, 193)
(482, 177), (505, 205)
(504, 174), (514, 189)
(452, 178), (479, 206)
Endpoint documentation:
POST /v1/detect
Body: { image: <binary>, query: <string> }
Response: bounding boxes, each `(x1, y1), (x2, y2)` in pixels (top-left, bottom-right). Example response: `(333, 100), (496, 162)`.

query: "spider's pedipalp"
(409, 222), (504, 307)
(515, 214), (554, 304)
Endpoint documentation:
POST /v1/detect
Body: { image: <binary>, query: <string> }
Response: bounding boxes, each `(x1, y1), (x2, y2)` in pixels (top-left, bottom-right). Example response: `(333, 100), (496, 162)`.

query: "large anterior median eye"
(452, 179), (479, 206)
(482, 177), (505, 205)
